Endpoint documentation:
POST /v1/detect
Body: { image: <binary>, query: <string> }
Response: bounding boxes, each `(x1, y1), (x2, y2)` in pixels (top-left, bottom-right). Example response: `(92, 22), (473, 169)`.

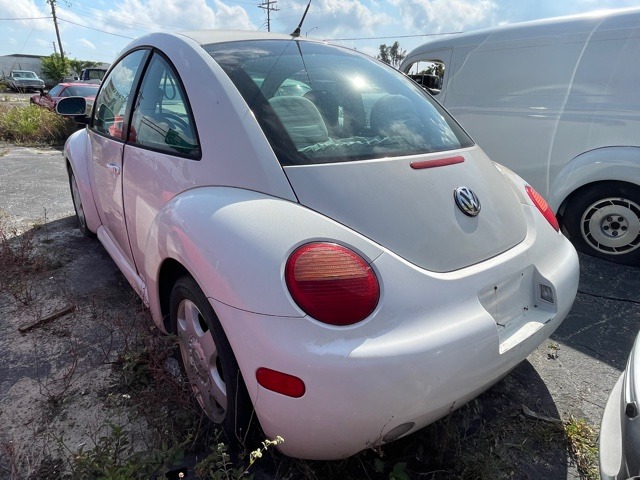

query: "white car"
(57, 30), (579, 460)
(600, 331), (640, 479)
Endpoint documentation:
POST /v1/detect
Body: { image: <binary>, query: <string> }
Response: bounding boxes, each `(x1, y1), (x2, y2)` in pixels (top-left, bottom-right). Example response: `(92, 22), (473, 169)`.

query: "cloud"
(272, 0), (392, 37)
(102, 0), (255, 33)
(388, 0), (498, 33)
(79, 39), (96, 50)
(0, 0), (54, 32)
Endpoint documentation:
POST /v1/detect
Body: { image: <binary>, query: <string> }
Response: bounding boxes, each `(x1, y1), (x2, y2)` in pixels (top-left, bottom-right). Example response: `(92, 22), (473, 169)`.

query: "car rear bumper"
(213, 229), (579, 459)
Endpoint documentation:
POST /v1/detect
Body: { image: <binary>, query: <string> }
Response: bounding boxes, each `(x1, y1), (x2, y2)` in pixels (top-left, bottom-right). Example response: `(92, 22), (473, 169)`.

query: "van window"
(404, 61), (445, 95)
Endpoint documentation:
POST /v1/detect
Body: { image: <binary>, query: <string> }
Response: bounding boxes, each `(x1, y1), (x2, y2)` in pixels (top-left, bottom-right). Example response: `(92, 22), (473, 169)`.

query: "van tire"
(562, 182), (640, 266)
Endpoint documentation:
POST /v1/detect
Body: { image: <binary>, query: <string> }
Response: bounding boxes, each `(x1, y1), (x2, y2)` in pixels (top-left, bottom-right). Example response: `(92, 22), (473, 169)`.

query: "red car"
(30, 82), (99, 114)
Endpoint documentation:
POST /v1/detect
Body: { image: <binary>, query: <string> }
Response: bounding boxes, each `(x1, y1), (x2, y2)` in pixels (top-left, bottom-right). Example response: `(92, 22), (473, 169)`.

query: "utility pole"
(48, 0), (65, 61)
(258, 0), (279, 32)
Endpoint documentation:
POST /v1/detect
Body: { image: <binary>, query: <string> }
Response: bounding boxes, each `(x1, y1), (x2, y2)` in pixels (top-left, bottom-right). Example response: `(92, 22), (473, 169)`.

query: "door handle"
(107, 163), (121, 175)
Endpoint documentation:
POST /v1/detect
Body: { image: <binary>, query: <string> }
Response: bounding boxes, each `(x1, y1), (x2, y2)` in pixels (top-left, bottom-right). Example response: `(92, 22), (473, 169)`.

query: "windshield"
(205, 40), (472, 165)
(14, 71), (37, 79)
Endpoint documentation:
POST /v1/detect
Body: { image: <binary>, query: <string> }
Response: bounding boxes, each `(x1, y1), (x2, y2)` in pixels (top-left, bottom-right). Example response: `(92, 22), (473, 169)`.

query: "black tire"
(170, 276), (253, 443)
(562, 182), (640, 266)
(67, 168), (96, 238)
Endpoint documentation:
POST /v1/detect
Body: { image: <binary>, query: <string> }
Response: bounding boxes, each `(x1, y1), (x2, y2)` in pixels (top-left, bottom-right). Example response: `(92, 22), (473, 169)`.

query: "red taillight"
(526, 186), (559, 231)
(285, 242), (380, 326)
(256, 368), (306, 398)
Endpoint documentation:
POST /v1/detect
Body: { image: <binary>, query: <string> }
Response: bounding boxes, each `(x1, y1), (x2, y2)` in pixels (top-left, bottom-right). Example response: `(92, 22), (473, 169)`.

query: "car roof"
(178, 29), (298, 45)
(56, 82), (100, 88)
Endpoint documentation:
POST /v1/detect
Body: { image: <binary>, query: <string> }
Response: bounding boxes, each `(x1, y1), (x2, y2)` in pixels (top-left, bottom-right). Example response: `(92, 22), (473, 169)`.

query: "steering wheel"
(160, 112), (190, 131)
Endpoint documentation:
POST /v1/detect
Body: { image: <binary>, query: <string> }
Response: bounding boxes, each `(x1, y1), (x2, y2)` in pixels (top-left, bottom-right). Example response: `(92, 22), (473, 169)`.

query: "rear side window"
(206, 40), (472, 165)
(130, 53), (200, 158)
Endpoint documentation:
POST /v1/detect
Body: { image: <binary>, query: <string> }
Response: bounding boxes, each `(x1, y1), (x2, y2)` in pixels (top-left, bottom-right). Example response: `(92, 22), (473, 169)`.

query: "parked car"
(600, 330), (640, 479)
(401, 8), (640, 266)
(30, 82), (99, 115)
(56, 30), (579, 460)
(6, 70), (45, 92)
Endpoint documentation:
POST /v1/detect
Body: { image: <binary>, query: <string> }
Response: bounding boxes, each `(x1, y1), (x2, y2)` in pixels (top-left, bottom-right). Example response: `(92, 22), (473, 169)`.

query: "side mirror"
(56, 96), (90, 124)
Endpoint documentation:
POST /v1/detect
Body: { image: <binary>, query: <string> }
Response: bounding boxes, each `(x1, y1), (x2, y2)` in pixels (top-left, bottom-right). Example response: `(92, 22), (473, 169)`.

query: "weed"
(0, 104), (77, 145)
(71, 422), (188, 479)
(564, 416), (598, 480)
(0, 440), (19, 479)
(0, 214), (47, 305)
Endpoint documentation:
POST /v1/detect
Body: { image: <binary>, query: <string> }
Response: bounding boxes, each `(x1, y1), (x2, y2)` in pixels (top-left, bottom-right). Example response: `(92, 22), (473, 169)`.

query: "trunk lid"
(284, 146), (527, 273)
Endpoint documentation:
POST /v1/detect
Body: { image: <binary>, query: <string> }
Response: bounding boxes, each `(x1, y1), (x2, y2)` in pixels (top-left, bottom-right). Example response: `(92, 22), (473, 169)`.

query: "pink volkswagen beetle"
(57, 30), (579, 460)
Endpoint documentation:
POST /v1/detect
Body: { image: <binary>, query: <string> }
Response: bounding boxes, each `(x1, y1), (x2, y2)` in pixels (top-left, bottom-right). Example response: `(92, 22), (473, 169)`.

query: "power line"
(0, 17), (51, 21)
(57, 16), (135, 39)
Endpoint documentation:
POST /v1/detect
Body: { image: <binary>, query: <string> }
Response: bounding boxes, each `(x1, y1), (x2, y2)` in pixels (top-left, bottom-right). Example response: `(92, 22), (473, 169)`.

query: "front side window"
(130, 53), (200, 158)
(92, 49), (147, 140)
(206, 40), (472, 165)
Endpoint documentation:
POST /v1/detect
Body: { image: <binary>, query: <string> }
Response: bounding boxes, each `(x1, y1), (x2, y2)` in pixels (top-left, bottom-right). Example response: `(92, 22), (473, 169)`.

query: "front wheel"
(170, 276), (253, 442)
(562, 182), (640, 266)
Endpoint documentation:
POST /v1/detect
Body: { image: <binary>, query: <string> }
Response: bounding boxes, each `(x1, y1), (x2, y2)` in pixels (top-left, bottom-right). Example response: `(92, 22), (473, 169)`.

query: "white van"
(401, 8), (640, 265)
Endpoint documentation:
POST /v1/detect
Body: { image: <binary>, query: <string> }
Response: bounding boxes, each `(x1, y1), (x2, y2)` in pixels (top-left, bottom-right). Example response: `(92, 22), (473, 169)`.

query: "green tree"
(69, 58), (100, 77)
(377, 41), (406, 69)
(40, 53), (71, 83)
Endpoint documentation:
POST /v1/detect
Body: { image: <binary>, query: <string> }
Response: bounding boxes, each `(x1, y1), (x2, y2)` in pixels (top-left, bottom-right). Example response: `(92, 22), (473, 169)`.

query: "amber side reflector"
(410, 156), (465, 169)
(256, 367), (306, 398)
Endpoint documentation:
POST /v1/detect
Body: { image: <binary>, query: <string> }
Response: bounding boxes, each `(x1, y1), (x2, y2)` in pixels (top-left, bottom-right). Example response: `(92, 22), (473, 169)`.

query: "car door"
(121, 52), (201, 273)
(88, 49), (149, 267)
(40, 84), (63, 110)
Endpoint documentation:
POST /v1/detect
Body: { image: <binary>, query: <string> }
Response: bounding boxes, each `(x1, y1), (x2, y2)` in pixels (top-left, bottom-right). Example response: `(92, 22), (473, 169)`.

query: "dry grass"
(0, 104), (78, 145)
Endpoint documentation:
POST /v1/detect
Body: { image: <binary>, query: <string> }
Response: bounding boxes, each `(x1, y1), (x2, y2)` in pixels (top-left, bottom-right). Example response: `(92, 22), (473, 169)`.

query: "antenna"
(291, 0), (312, 38)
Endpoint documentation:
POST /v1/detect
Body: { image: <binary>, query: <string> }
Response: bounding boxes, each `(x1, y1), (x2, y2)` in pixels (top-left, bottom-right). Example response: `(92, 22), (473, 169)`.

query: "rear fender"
(64, 129), (101, 234)
(142, 187), (383, 332)
(550, 146), (640, 212)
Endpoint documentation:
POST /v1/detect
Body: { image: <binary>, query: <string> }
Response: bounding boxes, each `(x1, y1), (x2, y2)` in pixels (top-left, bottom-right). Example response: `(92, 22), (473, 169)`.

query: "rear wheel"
(562, 182), (640, 265)
(170, 276), (253, 442)
(68, 169), (95, 238)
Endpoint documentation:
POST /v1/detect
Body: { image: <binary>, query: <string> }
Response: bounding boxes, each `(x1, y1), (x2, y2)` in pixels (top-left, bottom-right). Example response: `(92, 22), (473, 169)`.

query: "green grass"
(0, 104), (78, 145)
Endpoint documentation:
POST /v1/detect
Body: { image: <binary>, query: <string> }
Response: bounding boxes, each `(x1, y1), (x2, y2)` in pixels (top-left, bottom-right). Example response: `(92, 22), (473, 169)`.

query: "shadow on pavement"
(552, 253), (640, 370)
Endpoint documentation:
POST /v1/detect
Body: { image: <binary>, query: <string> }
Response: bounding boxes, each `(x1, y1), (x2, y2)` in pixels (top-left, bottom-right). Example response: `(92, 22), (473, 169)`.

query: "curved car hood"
(284, 146), (527, 272)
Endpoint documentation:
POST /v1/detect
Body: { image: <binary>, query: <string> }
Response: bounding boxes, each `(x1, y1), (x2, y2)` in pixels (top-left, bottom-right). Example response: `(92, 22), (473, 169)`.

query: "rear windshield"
(205, 40), (473, 165)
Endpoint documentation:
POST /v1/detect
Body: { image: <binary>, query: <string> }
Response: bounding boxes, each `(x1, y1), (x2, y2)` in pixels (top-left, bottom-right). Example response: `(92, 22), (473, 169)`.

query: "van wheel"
(562, 182), (640, 266)
(170, 276), (253, 442)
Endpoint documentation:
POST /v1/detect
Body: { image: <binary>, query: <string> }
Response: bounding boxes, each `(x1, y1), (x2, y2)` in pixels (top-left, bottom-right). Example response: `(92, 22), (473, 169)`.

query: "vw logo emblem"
(454, 187), (481, 217)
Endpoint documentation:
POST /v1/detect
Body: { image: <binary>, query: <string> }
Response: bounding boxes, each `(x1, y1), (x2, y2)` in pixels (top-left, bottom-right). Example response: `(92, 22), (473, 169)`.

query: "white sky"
(0, 0), (637, 63)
